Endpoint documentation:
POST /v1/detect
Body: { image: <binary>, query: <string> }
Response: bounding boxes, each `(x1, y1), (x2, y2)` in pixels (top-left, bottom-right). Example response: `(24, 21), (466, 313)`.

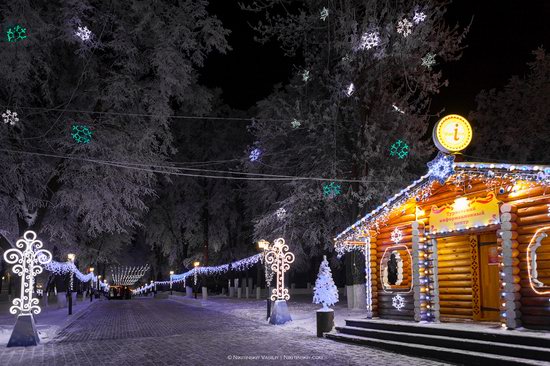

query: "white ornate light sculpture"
(264, 238), (295, 325)
(265, 238), (295, 301)
(3, 231), (52, 347)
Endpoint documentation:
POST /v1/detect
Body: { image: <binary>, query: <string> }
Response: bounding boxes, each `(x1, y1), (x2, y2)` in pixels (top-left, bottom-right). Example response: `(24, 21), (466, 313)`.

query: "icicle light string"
(43, 260), (109, 290)
(134, 254), (262, 294)
(0, 148), (392, 183)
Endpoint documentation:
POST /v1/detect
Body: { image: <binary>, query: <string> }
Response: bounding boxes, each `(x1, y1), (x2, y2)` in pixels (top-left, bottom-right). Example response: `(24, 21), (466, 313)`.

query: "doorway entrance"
(477, 233), (500, 321)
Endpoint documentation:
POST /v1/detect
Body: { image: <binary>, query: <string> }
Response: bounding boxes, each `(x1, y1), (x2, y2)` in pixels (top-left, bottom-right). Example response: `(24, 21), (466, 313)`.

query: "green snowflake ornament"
(71, 124), (93, 144)
(6, 25), (27, 43)
(323, 182), (342, 198)
(390, 139), (409, 159)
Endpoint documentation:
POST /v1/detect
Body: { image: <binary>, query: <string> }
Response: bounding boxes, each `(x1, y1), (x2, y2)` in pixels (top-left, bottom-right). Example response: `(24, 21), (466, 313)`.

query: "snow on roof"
(334, 153), (550, 244)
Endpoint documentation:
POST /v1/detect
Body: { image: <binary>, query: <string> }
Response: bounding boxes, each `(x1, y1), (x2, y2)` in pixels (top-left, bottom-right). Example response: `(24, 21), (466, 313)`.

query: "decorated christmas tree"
(313, 256), (339, 311)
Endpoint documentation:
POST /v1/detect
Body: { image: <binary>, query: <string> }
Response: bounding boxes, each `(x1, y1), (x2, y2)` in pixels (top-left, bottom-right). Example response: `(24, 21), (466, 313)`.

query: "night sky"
(201, 1), (550, 116)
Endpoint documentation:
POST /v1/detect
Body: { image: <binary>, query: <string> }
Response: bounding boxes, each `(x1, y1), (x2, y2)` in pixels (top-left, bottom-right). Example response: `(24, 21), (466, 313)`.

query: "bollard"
(186, 286), (193, 298)
(237, 288), (242, 299)
(256, 287), (261, 300)
(202, 287), (208, 300)
(245, 287), (249, 299)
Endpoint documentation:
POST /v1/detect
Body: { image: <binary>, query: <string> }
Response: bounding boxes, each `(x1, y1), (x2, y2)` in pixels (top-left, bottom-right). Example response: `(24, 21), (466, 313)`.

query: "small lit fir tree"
(313, 255), (339, 311)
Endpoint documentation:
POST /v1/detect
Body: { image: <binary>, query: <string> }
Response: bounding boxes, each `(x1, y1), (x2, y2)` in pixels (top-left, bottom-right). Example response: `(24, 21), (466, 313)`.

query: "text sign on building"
(429, 192), (500, 234)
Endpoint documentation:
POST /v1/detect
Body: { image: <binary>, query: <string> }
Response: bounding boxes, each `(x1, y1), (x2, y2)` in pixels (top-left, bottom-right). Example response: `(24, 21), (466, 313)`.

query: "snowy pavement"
(0, 295), (452, 365)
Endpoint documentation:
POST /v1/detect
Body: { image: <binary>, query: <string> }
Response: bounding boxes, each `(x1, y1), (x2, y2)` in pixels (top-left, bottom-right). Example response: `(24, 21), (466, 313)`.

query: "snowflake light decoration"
(389, 140), (409, 159)
(249, 148), (262, 162)
(346, 83), (355, 96)
(396, 18), (413, 37)
(320, 7), (329, 21)
(6, 25), (27, 43)
(421, 53), (436, 69)
(71, 124), (93, 144)
(2, 110), (19, 126)
(75, 26), (92, 42)
(291, 119), (301, 129)
(413, 11), (427, 24)
(390, 227), (403, 244)
(302, 70), (310, 82)
(358, 31), (380, 50)
(427, 152), (455, 184)
(323, 182), (342, 198)
(392, 294), (405, 311)
(276, 207), (287, 221)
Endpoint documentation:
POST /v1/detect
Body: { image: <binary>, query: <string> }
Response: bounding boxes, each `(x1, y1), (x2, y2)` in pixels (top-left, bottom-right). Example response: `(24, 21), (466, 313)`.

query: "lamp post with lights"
(257, 239), (273, 320)
(89, 267), (94, 302)
(67, 254), (75, 315)
(169, 270), (174, 295)
(193, 261), (200, 299)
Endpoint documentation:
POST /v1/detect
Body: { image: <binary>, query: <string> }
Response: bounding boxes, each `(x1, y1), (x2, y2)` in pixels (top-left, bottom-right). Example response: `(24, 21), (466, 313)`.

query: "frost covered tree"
(313, 255), (339, 310)
(471, 48), (550, 163)
(243, 0), (468, 272)
(0, 1), (229, 265)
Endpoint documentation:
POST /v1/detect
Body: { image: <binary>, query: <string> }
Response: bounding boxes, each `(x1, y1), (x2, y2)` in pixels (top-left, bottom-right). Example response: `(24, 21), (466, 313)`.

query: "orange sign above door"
(429, 192), (500, 234)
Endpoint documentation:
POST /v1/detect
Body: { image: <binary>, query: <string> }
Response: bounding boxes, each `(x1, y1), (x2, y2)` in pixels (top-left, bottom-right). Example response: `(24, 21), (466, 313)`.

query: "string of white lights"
(133, 254), (262, 295)
(43, 260), (109, 290)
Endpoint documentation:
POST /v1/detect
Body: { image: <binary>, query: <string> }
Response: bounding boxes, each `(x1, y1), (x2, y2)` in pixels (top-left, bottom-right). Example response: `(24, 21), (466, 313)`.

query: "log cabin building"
(334, 115), (550, 330)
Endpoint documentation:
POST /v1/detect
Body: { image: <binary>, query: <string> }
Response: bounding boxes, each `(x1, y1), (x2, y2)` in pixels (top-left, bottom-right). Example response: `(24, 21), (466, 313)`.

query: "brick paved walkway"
(0, 298), (451, 365)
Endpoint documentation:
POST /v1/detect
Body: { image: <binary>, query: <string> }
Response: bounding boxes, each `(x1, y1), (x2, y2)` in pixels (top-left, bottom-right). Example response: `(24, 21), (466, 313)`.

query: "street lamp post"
(89, 267), (94, 302)
(67, 253), (75, 315)
(97, 275), (101, 298)
(193, 261), (200, 299)
(257, 239), (272, 320)
(169, 270), (174, 295)
(264, 238), (295, 325)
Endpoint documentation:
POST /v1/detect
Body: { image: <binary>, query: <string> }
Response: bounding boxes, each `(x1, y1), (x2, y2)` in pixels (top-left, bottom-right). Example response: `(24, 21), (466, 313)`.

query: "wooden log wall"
(499, 203), (521, 328)
(376, 216), (415, 321)
(437, 235), (473, 319)
(501, 190), (550, 329)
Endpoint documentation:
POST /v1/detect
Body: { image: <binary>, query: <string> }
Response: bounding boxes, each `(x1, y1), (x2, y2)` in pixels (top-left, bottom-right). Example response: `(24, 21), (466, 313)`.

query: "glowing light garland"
(335, 156), (550, 252)
(6, 25), (27, 43)
(110, 265), (149, 286)
(3, 231), (52, 316)
(2, 110), (19, 126)
(43, 261), (109, 290)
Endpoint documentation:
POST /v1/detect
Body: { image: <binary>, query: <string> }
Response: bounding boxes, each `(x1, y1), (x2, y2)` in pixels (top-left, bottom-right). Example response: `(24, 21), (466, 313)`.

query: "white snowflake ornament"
(428, 152), (455, 184)
(392, 294), (405, 311)
(413, 11), (426, 24)
(75, 26), (92, 42)
(397, 18), (413, 37)
(291, 119), (301, 129)
(358, 31), (380, 50)
(392, 104), (405, 114)
(302, 70), (310, 82)
(2, 110), (19, 126)
(390, 227), (403, 244)
(276, 207), (287, 221)
(320, 7), (329, 21)
(249, 148), (262, 162)
(422, 53), (436, 68)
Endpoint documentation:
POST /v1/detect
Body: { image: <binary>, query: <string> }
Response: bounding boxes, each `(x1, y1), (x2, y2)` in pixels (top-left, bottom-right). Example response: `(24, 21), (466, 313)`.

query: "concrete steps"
(325, 319), (550, 365)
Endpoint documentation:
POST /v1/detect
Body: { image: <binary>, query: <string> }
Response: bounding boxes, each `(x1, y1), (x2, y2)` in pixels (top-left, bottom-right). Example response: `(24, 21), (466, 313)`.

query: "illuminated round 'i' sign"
(432, 114), (472, 153)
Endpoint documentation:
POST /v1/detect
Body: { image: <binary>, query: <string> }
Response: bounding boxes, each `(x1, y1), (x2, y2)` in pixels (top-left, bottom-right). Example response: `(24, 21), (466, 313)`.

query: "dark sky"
(201, 1), (550, 115)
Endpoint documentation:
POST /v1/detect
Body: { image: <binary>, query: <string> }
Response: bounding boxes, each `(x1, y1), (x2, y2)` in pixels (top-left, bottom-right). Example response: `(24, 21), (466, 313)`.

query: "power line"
(0, 148), (385, 183)
(1, 105), (289, 124)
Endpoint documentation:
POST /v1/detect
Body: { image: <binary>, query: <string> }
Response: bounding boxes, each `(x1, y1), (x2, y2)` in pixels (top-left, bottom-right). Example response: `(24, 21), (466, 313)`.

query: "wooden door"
(478, 234), (500, 321)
